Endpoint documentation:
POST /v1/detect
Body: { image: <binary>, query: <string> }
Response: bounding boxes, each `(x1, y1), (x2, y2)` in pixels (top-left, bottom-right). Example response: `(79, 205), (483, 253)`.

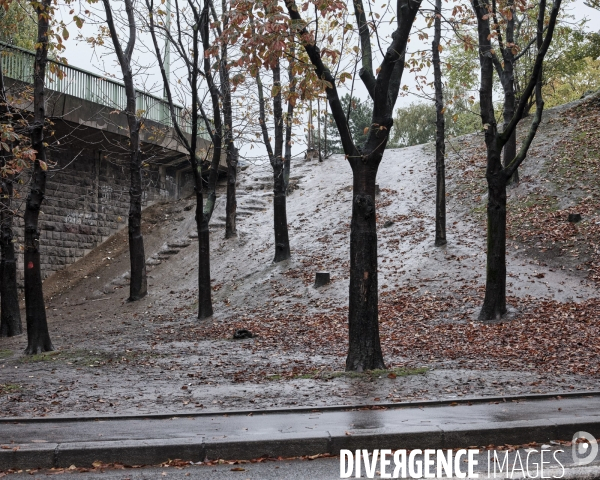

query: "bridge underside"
(3, 79), (224, 285)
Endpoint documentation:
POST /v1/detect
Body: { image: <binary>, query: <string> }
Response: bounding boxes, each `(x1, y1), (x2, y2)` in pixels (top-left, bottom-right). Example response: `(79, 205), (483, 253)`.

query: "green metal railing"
(0, 41), (209, 139)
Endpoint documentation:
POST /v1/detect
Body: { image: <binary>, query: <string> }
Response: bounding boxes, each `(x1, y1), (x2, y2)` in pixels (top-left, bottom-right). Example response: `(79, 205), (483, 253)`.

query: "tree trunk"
(24, 162), (53, 354)
(284, 48), (295, 190)
(284, 110), (292, 191)
(0, 176), (22, 338)
(102, 0), (147, 301)
(256, 63), (291, 262)
(272, 63), (290, 262)
(127, 143), (147, 301)
(196, 188), (213, 318)
(308, 99), (313, 150)
(0, 60), (21, 338)
(346, 161), (385, 371)
(503, 110), (518, 186)
(317, 98), (322, 162)
(284, 0), (421, 372)
(273, 160), (290, 262)
(433, 0), (447, 247)
(221, 0), (237, 239)
(502, 0), (519, 186)
(324, 103), (328, 159)
(479, 173), (508, 320)
(225, 143), (237, 239)
(24, 0), (54, 354)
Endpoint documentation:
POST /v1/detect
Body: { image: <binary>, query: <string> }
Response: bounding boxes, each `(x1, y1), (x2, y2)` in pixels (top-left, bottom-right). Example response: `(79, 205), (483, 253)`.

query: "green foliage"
(544, 57), (600, 108)
(518, 27), (600, 109)
(389, 102), (436, 148)
(444, 41), (479, 95)
(0, 1), (36, 50)
(444, 10), (600, 113)
(0, 349), (12, 360)
(294, 366), (428, 380)
(324, 94), (373, 154)
(388, 98), (481, 148)
(0, 383), (20, 395)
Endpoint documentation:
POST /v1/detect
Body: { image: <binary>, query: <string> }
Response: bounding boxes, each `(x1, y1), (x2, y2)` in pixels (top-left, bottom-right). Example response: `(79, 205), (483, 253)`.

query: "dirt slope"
(1, 95), (599, 417)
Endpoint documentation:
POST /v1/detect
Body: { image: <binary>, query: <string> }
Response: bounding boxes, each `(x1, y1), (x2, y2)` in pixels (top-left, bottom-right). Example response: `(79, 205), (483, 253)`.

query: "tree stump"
(314, 272), (330, 288)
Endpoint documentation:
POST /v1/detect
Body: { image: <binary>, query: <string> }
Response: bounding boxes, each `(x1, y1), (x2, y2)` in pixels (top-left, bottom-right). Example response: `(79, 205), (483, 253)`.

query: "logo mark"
(572, 431), (598, 465)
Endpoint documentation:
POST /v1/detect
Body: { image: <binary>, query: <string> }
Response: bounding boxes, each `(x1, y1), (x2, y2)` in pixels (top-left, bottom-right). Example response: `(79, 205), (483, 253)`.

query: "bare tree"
(255, 55), (294, 262)
(433, 0), (446, 246)
(214, 0), (238, 239)
(472, 0), (561, 320)
(285, 0), (422, 371)
(101, 0), (147, 301)
(146, 0), (223, 318)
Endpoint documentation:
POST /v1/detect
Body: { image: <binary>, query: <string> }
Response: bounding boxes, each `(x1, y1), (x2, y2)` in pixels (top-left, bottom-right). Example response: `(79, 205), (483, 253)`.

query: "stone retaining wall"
(12, 144), (178, 285)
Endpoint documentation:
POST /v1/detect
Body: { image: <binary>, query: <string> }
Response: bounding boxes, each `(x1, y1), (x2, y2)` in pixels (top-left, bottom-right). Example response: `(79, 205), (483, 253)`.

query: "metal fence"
(0, 41), (208, 139)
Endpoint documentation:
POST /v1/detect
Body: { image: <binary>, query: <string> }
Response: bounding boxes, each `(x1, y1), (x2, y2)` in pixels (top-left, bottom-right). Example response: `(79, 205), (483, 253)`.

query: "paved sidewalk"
(2, 393), (600, 471)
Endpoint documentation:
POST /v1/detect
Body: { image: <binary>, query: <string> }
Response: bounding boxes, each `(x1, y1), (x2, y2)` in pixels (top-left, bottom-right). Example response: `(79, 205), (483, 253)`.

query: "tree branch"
(499, 0), (560, 145)
(353, 0), (376, 99)
(285, 0), (357, 157)
(255, 70), (274, 161)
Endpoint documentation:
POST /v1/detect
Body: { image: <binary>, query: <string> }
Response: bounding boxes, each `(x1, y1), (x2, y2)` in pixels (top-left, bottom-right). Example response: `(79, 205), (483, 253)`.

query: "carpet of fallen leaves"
(155, 289), (600, 379)
(509, 98), (600, 284)
(447, 97), (600, 285)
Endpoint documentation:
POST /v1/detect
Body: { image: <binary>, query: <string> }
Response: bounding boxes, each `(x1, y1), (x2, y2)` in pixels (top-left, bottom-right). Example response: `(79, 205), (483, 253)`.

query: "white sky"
(56, 0), (600, 160)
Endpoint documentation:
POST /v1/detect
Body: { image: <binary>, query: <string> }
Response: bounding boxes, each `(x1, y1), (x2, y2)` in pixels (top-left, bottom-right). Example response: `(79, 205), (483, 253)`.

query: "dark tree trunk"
(502, 0), (519, 186)
(256, 61), (291, 262)
(284, 46), (295, 191)
(0, 60), (21, 338)
(203, 123), (222, 221)
(102, 0), (147, 301)
(474, 0), (508, 321)
(433, 0), (447, 247)
(346, 161), (384, 371)
(221, 0), (237, 239)
(193, 1), (214, 318)
(196, 189), (213, 318)
(284, 108), (292, 191)
(317, 98), (322, 162)
(0, 177), (21, 338)
(225, 142), (237, 239)
(24, 0), (53, 353)
(503, 110), (518, 185)
(480, 173), (508, 320)
(323, 103), (328, 159)
(272, 161), (290, 262)
(271, 63), (290, 262)
(127, 145), (147, 301)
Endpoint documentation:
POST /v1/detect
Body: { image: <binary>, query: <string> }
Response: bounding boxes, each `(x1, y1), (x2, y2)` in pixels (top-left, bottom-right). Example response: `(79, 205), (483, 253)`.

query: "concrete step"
(238, 205), (267, 211)
(158, 248), (179, 255)
(167, 241), (191, 249)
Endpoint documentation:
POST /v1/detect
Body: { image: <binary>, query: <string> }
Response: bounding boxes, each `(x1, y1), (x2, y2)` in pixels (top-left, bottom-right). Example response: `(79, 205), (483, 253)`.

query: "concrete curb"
(2, 390), (599, 424)
(2, 414), (600, 471)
